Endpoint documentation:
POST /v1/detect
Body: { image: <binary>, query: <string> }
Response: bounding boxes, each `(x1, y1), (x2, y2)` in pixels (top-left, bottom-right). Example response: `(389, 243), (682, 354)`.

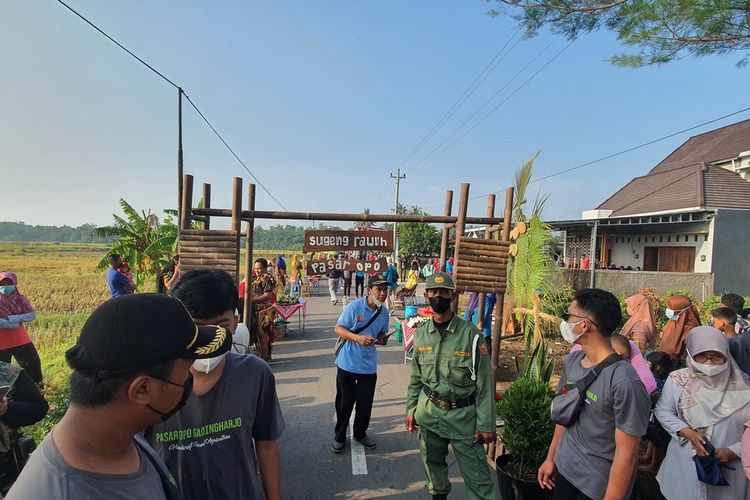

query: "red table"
(400, 320), (417, 364)
(272, 298), (307, 332)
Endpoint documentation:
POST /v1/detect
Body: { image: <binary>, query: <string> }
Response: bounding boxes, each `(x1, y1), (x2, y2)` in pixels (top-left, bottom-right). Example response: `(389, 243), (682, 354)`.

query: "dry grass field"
(0, 242), (295, 440)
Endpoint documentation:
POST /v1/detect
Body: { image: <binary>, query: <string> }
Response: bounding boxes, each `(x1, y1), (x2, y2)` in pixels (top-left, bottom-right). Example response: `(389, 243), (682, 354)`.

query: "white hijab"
(671, 326), (750, 431)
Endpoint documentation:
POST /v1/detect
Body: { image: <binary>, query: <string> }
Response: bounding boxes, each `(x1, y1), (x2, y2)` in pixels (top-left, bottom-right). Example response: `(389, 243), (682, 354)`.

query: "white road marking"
(349, 414), (368, 475)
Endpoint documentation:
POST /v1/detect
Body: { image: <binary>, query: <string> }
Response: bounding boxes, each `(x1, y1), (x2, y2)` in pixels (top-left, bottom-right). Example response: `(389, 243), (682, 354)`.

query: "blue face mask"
(0, 286), (16, 295)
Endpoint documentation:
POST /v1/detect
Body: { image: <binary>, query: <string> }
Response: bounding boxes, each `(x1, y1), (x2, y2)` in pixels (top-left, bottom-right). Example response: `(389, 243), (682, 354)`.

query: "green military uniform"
(406, 274), (497, 500)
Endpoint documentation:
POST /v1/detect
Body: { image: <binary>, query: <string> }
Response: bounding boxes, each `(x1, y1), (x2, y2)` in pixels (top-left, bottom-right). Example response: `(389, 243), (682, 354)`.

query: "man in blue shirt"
(105, 254), (134, 297)
(332, 274), (390, 453)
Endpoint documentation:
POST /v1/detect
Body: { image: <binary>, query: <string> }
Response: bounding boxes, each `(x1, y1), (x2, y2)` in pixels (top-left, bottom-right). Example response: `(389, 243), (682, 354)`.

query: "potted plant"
(496, 339), (555, 500)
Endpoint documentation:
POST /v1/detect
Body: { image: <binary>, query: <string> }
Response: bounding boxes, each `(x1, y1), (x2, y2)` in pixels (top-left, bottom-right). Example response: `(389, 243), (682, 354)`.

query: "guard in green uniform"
(406, 272), (498, 500)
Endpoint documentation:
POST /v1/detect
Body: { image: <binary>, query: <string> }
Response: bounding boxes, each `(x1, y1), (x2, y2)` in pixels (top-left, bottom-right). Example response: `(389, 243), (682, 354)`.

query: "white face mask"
(665, 307), (679, 321)
(688, 352), (729, 377)
(560, 319), (584, 344)
(193, 352), (227, 374)
(371, 296), (383, 308)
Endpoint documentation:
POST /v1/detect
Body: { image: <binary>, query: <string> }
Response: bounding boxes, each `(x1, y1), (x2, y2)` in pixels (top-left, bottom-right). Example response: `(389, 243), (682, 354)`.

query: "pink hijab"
(620, 294), (657, 350)
(0, 272), (34, 318)
(570, 339), (657, 394)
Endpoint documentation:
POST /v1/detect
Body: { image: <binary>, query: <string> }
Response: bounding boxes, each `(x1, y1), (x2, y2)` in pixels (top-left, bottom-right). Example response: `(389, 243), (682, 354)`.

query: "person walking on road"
(332, 274), (390, 453)
(406, 272), (497, 500)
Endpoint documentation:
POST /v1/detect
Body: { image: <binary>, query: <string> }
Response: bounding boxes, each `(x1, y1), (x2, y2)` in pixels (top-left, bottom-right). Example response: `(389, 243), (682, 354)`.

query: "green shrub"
(497, 377), (555, 474)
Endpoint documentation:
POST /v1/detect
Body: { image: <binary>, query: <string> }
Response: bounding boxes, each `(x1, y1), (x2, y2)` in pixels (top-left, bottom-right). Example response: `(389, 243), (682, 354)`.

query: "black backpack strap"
(352, 307), (383, 334)
(575, 353), (622, 394)
(133, 435), (183, 500)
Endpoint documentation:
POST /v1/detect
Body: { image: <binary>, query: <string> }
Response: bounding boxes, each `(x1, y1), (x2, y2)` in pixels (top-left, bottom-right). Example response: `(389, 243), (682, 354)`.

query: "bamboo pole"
(202, 183), (211, 230)
(492, 187), (514, 384)
(243, 184), (256, 330)
(439, 190), (453, 270)
(454, 265), (507, 276)
(231, 177), (243, 287)
(452, 184), (470, 313)
(476, 194), (496, 331)
(191, 207), (502, 226)
(180, 174), (194, 231)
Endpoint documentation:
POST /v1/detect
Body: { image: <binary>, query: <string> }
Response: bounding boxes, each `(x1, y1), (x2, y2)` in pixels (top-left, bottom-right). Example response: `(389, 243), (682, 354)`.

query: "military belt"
(422, 385), (475, 411)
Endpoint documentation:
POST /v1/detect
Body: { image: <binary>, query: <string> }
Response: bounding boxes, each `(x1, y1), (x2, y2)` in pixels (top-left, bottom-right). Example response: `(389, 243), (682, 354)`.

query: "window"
(667, 236), (671, 242)
(694, 235), (698, 242)
(660, 236), (663, 243)
(638, 237), (641, 243)
(704, 234), (708, 241)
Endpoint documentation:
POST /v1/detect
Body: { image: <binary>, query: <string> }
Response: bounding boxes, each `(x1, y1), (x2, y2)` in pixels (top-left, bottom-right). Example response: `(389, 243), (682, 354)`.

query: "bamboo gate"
(179, 174), (514, 455)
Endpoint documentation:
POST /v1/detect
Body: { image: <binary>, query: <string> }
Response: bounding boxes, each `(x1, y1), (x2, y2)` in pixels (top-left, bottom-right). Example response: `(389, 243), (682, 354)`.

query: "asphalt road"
(272, 280), (499, 499)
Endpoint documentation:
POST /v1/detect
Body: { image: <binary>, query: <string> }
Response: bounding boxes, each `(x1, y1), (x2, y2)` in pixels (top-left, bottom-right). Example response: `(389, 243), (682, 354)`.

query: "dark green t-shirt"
(145, 353), (285, 500)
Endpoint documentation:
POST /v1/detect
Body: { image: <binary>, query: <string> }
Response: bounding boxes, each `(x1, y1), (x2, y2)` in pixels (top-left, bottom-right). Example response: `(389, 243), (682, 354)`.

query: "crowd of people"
(3, 252), (750, 499)
(538, 290), (750, 500)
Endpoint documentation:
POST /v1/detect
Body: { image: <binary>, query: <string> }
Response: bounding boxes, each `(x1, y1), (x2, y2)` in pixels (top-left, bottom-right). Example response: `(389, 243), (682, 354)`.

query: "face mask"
(665, 308), (679, 321)
(689, 358), (729, 377)
(429, 296), (452, 314)
(559, 319), (584, 344)
(192, 353), (227, 374)
(372, 297), (384, 308)
(0, 286), (16, 295)
(148, 372), (193, 422)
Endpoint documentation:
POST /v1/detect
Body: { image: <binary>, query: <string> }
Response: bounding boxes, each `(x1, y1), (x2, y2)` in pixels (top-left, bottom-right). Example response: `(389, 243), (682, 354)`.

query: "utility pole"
(177, 88), (184, 232)
(390, 168), (406, 261)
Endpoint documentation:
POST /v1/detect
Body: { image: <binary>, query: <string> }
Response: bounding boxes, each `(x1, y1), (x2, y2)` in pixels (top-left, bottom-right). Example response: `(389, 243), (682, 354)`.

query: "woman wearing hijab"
(655, 326), (750, 499)
(0, 272), (42, 384)
(621, 293), (657, 355)
(289, 254), (303, 283)
(659, 295), (701, 360)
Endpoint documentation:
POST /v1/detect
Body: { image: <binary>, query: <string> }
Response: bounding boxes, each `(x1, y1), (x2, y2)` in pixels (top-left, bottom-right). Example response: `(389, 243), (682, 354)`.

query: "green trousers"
(418, 426), (498, 499)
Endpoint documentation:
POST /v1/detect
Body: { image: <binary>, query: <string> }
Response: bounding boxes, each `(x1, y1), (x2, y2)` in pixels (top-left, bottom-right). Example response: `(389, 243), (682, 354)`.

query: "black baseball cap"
(368, 273), (389, 288)
(66, 293), (232, 380)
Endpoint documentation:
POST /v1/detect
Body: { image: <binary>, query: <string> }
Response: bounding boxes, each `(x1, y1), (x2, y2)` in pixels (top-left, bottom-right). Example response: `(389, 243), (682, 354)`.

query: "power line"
(397, 28), (523, 169)
(183, 94), (289, 211)
(55, 0), (288, 210)
(56, 0), (180, 89)
(407, 37), (569, 176)
(421, 104), (750, 209)
(529, 105), (750, 184)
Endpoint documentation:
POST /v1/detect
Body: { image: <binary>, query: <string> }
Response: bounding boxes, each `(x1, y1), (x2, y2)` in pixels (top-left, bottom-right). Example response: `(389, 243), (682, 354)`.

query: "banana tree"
(94, 199), (178, 288)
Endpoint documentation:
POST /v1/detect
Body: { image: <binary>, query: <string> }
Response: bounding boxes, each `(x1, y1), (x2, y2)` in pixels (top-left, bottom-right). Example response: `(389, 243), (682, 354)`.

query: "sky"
(1, 1), (748, 229)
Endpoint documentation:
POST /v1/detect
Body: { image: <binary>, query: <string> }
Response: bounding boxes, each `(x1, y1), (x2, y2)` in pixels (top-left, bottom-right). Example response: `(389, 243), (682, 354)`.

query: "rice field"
(0, 242), (298, 440)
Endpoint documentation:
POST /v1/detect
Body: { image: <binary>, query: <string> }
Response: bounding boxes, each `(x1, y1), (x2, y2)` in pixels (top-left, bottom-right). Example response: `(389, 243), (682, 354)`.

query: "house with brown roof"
(552, 118), (750, 297)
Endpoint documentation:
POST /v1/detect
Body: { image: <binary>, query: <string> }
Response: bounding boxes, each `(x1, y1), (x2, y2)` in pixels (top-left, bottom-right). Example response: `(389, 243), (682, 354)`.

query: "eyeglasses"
(562, 312), (598, 326)
(693, 352), (726, 364)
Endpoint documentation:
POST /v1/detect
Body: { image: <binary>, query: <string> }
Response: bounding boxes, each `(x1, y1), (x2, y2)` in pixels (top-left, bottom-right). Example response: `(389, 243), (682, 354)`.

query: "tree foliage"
(0, 222), (113, 243)
(93, 199), (178, 288)
(395, 205), (441, 256)
(490, 0), (750, 67)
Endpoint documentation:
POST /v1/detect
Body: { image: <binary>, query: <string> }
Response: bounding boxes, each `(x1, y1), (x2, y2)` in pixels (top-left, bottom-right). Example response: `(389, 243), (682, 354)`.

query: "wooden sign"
(306, 258), (388, 276)
(303, 230), (393, 252)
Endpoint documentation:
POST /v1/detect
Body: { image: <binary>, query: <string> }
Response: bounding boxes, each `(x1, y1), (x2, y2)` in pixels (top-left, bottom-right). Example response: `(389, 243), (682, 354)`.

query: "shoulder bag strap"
(575, 353), (623, 393)
(133, 435), (183, 500)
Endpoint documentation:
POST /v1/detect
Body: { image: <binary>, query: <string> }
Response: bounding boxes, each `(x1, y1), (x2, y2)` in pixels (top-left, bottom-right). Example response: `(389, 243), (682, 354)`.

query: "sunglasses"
(562, 312), (598, 326)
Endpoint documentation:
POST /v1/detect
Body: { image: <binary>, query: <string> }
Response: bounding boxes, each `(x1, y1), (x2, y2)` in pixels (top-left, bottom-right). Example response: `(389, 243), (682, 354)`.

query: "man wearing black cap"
(331, 273), (390, 453)
(144, 270), (285, 500)
(7, 293), (231, 499)
(405, 272), (497, 500)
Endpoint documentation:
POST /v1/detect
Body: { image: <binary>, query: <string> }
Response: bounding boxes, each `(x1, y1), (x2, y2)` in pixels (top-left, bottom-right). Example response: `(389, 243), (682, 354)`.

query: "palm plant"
(507, 153), (558, 339)
(94, 199), (178, 288)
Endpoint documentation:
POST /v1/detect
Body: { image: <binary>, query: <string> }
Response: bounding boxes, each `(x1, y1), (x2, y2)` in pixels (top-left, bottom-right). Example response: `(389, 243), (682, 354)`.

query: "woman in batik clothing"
(250, 258), (277, 361)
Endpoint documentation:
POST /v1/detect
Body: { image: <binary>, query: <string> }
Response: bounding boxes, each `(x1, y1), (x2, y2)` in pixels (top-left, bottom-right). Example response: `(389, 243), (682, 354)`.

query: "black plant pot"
(495, 455), (552, 500)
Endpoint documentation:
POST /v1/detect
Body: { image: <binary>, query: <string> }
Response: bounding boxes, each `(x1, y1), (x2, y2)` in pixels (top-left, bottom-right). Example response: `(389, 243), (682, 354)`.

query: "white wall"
(607, 226), (713, 272)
